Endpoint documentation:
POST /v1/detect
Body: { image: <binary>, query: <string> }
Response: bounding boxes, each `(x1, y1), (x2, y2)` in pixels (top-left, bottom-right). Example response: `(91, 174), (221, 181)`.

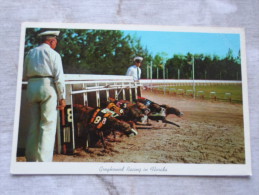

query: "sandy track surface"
(49, 91), (245, 164)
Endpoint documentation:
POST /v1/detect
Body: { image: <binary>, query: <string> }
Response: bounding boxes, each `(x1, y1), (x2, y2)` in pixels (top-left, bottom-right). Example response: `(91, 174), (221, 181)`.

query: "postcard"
(11, 22), (251, 175)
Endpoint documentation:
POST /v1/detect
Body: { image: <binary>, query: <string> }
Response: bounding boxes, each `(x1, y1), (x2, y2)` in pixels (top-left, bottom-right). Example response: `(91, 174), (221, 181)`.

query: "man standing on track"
(23, 30), (66, 162)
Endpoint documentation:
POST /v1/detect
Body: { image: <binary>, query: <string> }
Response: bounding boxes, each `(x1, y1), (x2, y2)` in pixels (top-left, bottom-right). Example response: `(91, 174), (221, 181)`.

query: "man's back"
(24, 43), (60, 79)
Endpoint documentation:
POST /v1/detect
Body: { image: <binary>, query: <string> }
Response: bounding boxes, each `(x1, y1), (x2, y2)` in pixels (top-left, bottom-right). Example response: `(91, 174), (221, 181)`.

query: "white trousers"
(25, 78), (58, 162)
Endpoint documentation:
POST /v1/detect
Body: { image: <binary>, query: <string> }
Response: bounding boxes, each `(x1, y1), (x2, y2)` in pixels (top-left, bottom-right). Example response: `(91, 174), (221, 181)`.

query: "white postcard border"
(11, 22), (251, 176)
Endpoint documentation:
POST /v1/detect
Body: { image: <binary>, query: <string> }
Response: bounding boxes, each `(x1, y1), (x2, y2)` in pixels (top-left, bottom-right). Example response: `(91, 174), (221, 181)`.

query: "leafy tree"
(24, 28), (152, 77)
(166, 54), (186, 79)
(165, 52), (241, 80)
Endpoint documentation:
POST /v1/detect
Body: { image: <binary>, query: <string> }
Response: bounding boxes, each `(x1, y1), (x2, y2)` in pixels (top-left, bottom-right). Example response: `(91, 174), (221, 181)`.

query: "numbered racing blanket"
(106, 103), (124, 116)
(90, 108), (113, 129)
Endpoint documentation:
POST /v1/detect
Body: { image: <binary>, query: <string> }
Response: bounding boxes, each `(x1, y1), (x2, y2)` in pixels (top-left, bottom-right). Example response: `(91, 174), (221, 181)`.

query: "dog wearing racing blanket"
(104, 102), (138, 130)
(136, 97), (184, 127)
(105, 98), (150, 126)
(73, 104), (138, 150)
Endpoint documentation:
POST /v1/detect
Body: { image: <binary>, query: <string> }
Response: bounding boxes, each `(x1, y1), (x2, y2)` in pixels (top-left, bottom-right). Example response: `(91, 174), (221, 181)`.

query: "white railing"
(65, 74), (139, 105)
(139, 79), (241, 85)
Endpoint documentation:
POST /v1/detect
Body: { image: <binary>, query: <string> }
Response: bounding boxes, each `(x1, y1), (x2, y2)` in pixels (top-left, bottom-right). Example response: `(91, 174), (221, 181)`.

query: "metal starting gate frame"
(57, 74), (141, 154)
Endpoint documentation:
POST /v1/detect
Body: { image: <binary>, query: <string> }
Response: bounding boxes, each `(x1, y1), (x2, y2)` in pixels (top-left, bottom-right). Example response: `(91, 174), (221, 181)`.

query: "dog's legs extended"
(162, 119), (180, 127)
(98, 131), (106, 149)
(85, 131), (95, 153)
(112, 129), (116, 141)
(145, 117), (152, 126)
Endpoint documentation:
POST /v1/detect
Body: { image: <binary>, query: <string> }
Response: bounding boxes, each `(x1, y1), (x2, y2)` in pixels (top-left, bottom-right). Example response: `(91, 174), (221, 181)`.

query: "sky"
(122, 30), (240, 59)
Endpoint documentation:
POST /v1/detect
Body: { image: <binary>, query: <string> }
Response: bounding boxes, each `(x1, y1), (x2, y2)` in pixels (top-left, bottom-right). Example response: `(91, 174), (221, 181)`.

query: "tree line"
(24, 28), (241, 80)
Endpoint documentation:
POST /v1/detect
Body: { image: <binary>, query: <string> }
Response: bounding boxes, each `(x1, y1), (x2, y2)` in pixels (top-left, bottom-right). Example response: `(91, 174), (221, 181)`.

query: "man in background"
(126, 56), (143, 81)
(23, 30), (66, 162)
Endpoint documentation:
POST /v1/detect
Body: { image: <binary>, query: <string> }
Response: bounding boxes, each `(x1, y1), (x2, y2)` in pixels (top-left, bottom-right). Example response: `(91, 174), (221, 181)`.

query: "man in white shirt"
(126, 56), (143, 81)
(23, 30), (66, 162)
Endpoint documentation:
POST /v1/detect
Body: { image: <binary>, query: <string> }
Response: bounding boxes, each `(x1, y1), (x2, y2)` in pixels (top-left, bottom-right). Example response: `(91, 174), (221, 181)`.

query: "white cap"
(134, 56), (143, 61)
(38, 31), (60, 37)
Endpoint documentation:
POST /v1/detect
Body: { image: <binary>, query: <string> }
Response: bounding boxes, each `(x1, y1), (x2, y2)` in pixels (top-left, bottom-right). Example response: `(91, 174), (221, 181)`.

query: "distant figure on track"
(126, 56), (143, 81)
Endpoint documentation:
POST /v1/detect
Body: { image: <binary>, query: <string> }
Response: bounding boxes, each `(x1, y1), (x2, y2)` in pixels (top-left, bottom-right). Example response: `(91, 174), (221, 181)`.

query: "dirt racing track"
(53, 90), (245, 164)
